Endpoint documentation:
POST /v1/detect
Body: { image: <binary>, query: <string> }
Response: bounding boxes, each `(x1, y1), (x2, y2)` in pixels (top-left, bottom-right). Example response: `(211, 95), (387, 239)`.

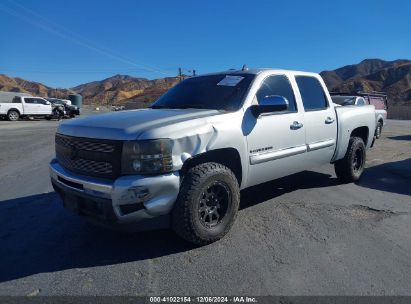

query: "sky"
(0, 0), (410, 88)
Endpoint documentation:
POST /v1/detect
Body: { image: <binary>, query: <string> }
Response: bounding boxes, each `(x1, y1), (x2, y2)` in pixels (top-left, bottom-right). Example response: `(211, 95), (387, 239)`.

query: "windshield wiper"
(151, 105), (169, 109)
(174, 104), (207, 109)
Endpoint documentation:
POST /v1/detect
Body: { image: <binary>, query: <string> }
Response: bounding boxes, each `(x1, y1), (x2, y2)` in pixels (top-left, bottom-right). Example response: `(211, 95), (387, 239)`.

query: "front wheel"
(334, 137), (366, 183)
(172, 162), (240, 245)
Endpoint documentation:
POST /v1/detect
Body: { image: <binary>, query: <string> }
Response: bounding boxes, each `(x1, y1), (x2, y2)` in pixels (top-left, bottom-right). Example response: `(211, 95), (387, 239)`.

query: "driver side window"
(256, 75), (297, 112)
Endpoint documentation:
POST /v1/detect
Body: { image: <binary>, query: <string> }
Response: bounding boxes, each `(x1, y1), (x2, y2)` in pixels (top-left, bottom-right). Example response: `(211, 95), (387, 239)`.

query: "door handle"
(325, 117), (335, 124)
(290, 121), (303, 130)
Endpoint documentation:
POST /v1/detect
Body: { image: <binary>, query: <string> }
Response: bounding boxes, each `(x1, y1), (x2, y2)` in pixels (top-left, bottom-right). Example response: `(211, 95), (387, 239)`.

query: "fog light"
(120, 186), (150, 204)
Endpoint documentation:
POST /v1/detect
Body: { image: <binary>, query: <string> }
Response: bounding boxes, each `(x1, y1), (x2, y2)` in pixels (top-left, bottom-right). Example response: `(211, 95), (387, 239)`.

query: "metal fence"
(388, 105), (411, 120)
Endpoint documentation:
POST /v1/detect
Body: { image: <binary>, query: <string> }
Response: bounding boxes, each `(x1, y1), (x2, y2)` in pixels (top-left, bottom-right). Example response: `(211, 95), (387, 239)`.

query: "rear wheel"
(334, 137), (366, 183)
(375, 121), (382, 139)
(7, 110), (19, 121)
(172, 162), (240, 245)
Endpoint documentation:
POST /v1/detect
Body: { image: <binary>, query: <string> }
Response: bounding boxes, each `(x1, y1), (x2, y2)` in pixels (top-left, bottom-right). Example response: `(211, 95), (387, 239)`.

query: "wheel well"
(351, 126), (369, 145)
(180, 148), (242, 186)
(7, 108), (21, 115)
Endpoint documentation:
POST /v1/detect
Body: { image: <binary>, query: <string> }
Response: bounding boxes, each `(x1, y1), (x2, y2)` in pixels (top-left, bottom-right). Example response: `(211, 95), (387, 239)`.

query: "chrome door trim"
(250, 145), (307, 165)
(307, 139), (335, 152)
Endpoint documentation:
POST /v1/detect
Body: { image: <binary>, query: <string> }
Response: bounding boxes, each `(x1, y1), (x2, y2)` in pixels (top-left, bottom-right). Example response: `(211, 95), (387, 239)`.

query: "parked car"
(0, 96), (52, 121)
(46, 98), (80, 118)
(112, 105), (126, 111)
(331, 91), (387, 139)
(50, 68), (376, 244)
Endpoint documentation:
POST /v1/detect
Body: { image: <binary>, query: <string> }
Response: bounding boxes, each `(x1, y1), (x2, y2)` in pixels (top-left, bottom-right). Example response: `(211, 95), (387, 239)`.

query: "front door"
(246, 74), (306, 187)
(22, 98), (39, 115)
(36, 98), (52, 115)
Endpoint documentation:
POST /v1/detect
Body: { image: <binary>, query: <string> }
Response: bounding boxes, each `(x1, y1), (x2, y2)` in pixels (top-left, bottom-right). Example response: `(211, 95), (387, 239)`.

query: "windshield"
(152, 74), (255, 111)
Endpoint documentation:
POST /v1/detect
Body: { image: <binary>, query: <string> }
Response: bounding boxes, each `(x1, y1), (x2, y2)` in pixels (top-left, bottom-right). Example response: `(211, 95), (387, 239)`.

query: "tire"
(7, 110), (20, 121)
(334, 137), (366, 183)
(172, 162), (240, 245)
(375, 121), (382, 139)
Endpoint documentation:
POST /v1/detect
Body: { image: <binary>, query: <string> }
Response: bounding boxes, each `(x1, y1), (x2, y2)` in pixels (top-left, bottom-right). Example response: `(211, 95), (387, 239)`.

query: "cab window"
(24, 98), (36, 104)
(356, 98), (366, 106)
(295, 76), (328, 111)
(256, 75), (297, 112)
(36, 98), (47, 105)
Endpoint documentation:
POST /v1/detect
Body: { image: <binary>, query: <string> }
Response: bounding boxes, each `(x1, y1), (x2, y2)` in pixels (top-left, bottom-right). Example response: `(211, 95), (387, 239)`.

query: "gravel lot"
(0, 117), (410, 296)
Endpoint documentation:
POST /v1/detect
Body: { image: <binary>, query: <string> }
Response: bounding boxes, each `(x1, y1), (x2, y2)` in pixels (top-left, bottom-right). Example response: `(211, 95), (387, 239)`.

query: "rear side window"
(12, 97), (21, 103)
(256, 75), (297, 112)
(356, 98), (366, 106)
(295, 76), (328, 111)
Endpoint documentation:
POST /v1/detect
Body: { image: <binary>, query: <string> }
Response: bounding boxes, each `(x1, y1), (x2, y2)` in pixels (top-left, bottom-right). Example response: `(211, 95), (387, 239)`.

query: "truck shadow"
(0, 192), (191, 283)
(0, 172), (339, 283)
(0, 159), (409, 283)
(240, 171), (340, 209)
(357, 158), (411, 196)
(387, 135), (411, 141)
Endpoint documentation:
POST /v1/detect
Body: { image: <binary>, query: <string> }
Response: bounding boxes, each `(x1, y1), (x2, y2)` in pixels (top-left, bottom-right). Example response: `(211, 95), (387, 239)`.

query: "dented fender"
(137, 110), (250, 188)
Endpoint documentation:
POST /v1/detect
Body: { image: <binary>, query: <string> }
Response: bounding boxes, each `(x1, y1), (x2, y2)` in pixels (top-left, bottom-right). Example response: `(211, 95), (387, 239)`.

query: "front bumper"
(49, 159), (180, 227)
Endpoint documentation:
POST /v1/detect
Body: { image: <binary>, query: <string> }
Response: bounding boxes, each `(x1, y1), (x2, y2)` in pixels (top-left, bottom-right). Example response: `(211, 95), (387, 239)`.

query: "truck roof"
(0, 91), (33, 103)
(200, 68), (319, 77)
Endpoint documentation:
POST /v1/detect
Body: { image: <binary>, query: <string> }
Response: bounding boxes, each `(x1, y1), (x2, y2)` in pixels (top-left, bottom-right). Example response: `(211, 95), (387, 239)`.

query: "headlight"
(121, 139), (173, 174)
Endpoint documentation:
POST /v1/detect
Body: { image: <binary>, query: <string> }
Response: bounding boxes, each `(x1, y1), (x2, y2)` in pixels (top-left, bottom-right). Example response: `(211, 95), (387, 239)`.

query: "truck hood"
(57, 108), (222, 140)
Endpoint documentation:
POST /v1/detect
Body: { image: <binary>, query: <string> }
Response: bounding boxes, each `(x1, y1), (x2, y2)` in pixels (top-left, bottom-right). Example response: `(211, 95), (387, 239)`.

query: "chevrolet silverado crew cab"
(50, 69), (376, 245)
(0, 95), (53, 121)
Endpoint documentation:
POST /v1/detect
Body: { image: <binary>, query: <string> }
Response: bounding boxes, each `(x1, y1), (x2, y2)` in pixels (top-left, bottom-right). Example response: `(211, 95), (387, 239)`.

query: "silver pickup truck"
(50, 69), (376, 244)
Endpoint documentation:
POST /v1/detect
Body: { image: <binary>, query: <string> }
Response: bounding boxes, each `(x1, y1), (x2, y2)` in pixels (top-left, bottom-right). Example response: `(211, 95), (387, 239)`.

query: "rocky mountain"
(0, 74), (73, 99)
(0, 73), (180, 108)
(1, 58), (410, 107)
(320, 59), (411, 105)
(72, 74), (181, 108)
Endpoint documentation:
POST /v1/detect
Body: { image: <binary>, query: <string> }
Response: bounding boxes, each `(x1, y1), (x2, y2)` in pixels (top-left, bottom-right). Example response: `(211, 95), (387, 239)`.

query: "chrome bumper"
(49, 159), (180, 224)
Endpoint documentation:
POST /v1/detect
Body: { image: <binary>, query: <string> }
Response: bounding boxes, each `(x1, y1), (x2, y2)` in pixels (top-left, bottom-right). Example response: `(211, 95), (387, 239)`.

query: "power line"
(0, 0), (174, 76)
(0, 68), (170, 74)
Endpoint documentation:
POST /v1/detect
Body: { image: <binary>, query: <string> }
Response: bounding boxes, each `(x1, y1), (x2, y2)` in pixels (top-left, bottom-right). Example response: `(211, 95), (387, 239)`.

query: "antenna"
(178, 68), (182, 82)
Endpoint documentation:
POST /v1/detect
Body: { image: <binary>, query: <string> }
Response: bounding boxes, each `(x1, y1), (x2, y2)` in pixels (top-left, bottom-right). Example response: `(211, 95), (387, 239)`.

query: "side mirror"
(251, 95), (289, 117)
(45, 101), (51, 105)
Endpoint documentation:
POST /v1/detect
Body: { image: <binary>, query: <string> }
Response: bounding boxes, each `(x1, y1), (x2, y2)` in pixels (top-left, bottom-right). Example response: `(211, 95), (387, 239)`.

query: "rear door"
(294, 75), (337, 166)
(246, 74), (306, 187)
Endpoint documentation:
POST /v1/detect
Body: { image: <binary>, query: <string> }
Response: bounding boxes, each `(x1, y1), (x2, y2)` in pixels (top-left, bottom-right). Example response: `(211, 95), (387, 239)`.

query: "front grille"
(58, 156), (113, 174)
(55, 134), (122, 179)
(55, 135), (115, 153)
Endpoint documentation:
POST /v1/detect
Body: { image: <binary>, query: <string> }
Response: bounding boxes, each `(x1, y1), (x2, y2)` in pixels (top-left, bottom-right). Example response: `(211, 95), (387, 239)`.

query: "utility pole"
(193, 69), (196, 76)
(178, 68), (182, 82)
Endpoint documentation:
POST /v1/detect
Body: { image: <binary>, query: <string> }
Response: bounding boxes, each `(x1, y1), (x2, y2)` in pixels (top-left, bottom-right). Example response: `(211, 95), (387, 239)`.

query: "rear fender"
(332, 105), (376, 162)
